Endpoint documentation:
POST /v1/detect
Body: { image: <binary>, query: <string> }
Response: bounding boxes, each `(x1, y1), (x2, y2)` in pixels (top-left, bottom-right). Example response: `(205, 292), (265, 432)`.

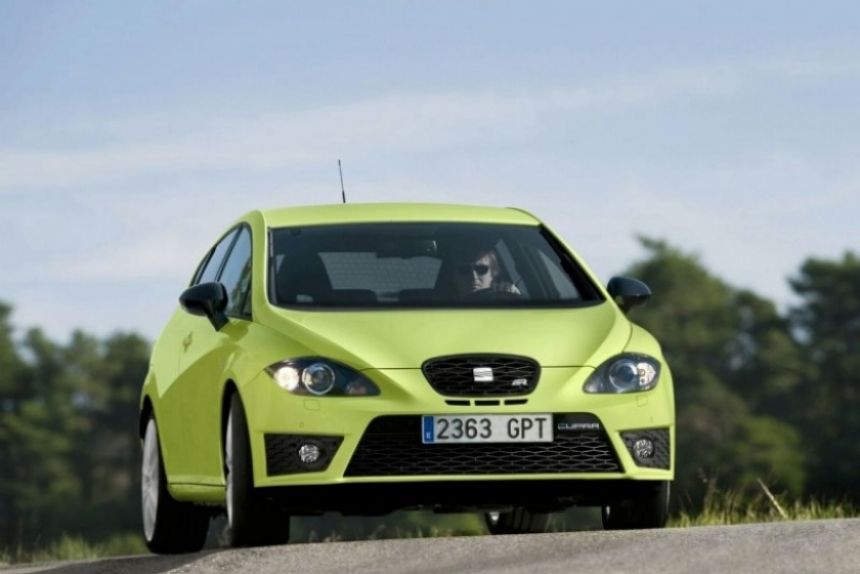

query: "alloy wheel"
(141, 419), (160, 542)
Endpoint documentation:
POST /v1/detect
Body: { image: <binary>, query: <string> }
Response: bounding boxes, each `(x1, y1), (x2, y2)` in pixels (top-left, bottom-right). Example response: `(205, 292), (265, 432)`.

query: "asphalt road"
(5, 519), (860, 574)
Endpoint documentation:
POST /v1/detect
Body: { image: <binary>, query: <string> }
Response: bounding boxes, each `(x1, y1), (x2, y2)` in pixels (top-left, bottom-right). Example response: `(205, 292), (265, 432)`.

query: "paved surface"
(5, 519), (860, 574)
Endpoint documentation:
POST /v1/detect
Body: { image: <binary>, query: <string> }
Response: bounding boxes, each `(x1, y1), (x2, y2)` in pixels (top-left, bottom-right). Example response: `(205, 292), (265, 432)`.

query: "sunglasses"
(458, 263), (491, 276)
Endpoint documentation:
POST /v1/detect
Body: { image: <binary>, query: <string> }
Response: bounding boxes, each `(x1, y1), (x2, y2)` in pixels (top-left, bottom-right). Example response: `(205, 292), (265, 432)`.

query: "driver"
(454, 246), (521, 297)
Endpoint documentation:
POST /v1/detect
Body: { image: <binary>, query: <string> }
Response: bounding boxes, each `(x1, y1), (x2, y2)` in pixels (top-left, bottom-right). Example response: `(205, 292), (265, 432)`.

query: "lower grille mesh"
(344, 415), (621, 476)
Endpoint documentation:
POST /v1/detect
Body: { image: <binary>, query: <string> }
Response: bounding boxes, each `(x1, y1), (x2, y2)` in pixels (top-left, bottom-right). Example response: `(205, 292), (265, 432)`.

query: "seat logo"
(473, 367), (494, 382)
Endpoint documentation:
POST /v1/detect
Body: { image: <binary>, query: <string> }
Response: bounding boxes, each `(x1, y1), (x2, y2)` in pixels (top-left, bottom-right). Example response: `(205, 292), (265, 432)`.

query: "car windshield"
(268, 223), (604, 309)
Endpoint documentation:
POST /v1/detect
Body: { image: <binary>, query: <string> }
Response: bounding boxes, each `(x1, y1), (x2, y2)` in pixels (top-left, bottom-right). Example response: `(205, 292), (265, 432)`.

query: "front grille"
(422, 355), (540, 397)
(265, 434), (343, 475)
(621, 429), (671, 469)
(344, 415), (620, 476)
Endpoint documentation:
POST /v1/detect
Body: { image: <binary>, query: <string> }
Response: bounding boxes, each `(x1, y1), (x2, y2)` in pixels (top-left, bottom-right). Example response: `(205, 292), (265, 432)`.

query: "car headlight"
(265, 358), (380, 397)
(583, 354), (660, 393)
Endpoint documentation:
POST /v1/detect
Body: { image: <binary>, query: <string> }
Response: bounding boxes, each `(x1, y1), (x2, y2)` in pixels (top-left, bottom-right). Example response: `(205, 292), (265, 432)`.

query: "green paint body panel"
(140, 203), (675, 505)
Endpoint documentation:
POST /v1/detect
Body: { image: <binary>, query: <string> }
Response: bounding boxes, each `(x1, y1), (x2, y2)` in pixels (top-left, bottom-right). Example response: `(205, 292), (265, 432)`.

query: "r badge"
(473, 367), (494, 382)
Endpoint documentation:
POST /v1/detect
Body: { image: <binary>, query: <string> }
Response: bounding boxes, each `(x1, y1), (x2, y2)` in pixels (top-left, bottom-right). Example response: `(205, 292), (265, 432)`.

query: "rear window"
(269, 223), (603, 309)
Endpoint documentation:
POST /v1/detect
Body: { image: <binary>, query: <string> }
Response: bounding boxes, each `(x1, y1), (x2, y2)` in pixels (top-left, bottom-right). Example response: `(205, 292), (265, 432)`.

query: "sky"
(1, 1), (858, 341)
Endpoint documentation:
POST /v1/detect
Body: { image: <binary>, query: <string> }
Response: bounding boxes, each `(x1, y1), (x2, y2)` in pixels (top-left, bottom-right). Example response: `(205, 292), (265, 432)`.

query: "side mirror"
(607, 276), (651, 313)
(179, 282), (229, 330)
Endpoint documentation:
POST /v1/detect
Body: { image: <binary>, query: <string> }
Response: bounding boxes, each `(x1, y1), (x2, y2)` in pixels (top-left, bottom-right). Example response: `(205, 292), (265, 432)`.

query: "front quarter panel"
(140, 308), (188, 481)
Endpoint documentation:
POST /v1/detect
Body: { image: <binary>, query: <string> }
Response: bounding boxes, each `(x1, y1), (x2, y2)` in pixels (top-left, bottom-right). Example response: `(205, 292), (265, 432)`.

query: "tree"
(0, 303), (26, 549)
(0, 302), (151, 553)
(726, 290), (808, 417)
(622, 238), (806, 505)
(84, 333), (151, 538)
(0, 325), (82, 551)
(789, 252), (860, 500)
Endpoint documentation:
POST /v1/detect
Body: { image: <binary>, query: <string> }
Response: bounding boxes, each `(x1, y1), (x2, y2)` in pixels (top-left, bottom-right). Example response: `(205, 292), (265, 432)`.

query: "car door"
(178, 225), (254, 485)
(168, 227), (239, 483)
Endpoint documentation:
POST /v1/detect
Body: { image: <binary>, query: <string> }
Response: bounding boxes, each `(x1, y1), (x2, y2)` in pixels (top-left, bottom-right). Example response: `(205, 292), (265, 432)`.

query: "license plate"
(421, 414), (553, 444)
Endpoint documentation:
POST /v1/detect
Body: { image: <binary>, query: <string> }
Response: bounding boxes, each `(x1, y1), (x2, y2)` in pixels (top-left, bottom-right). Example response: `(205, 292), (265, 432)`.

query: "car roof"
(253, 203), (541, 228)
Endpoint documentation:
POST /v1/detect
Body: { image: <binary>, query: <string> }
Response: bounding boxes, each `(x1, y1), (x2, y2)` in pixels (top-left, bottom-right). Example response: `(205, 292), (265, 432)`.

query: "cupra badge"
(473, 367), (494, 382)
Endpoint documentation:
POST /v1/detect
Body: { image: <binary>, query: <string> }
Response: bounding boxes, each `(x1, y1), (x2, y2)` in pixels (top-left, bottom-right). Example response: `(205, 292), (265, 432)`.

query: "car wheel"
(484, 508), (554, 534)
(141, 416), (209, 554)
(225, 393), (290, 547)
(601, 481), (670, 530)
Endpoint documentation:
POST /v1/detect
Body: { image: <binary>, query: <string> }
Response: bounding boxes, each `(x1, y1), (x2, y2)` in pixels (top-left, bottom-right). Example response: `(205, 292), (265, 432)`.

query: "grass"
(3, 533), (148, 566)
(670, 480), (856, 527)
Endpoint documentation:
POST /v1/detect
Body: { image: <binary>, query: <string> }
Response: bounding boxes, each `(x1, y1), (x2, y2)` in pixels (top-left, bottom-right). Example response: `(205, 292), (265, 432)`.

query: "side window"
(197, 229), (239, 285)
(189, 252), (211, 286)
(218, 227), (253, 317)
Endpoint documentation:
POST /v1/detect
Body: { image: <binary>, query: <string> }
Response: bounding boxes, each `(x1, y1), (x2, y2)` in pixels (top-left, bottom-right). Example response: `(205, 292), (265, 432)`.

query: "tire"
(485, 507), (554, 534)
(602, 481), (670, 530)
(225, 394), (290, 547)
(141, 417), (210, 554)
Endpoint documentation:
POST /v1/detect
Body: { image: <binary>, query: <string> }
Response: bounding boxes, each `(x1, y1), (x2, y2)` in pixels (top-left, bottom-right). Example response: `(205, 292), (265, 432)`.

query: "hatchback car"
(139, 203), (674, 553)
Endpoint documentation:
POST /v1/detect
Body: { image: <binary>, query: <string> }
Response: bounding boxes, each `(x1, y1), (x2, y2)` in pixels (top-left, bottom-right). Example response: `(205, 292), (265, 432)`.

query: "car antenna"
(338, 159), (347, 204)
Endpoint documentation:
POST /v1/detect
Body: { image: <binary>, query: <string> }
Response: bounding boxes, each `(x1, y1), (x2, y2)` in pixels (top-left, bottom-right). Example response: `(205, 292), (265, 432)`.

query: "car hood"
(266, 302), (630, 369)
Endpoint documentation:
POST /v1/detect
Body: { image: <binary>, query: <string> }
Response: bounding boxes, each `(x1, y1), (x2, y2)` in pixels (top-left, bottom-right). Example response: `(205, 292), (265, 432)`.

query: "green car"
(139, 203), (674, 553)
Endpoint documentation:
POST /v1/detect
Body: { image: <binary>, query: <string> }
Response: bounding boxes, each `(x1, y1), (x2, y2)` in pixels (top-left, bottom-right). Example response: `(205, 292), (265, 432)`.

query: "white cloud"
(49, 230), (198, 282)
(0, 64), (754, 191)
(755, 59), (860, 79)
(0, 93), (527, 189)
(10, 53), (846, 193)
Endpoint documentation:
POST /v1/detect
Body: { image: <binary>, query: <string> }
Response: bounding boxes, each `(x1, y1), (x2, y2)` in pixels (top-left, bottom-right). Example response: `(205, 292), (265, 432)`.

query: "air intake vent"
(345, 415), (620, 476)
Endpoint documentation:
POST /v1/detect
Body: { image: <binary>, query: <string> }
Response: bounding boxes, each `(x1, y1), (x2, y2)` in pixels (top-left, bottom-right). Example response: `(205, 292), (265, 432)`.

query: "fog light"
(633, 438), (654, 460)
(298, 443), (321, 465)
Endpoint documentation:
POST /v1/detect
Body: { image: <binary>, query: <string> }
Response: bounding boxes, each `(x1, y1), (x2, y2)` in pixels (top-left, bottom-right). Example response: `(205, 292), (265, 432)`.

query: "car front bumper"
(240, 365), (675, 493)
